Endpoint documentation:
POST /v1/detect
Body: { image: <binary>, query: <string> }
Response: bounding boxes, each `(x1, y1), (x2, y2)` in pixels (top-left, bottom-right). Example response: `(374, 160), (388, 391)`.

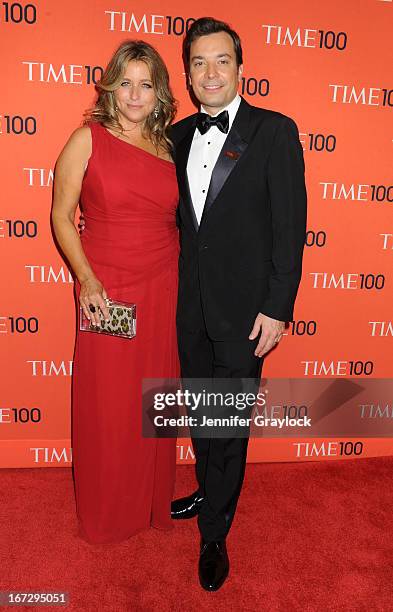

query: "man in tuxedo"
(171, 17), (307, 591)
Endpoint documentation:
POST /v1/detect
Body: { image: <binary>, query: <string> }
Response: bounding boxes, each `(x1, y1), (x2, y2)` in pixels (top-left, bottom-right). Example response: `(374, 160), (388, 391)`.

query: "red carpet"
(1, 457), (393, 611)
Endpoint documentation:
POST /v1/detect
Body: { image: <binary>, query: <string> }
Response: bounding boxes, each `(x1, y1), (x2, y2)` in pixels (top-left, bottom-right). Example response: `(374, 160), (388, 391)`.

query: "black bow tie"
(196, 110), (229, 135)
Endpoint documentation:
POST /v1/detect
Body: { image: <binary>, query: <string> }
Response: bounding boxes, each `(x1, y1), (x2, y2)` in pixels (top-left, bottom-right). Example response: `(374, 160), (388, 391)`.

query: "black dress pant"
(177, 326), (263, 541)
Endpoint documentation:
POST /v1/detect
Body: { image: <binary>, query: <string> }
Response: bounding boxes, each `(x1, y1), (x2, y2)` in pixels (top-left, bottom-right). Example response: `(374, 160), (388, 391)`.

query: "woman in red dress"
(51, 41), (179, 544)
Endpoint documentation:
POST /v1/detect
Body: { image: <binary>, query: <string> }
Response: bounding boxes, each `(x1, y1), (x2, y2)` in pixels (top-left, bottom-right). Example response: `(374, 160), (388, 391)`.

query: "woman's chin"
(120, 112), (149, 126)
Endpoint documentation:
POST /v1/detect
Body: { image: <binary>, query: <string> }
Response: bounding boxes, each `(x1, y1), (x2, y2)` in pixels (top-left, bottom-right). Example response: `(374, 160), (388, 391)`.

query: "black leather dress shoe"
(171, 491), (204, 519)
(198, 539), (229, 591)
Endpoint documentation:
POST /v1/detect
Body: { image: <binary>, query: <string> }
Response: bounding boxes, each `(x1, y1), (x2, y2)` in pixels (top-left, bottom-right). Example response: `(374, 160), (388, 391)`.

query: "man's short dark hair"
(183, 17), (243, 69)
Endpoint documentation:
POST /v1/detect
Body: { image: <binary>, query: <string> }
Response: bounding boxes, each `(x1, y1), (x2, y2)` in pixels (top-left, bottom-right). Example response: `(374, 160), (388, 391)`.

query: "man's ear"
(238, 64), (244, 81)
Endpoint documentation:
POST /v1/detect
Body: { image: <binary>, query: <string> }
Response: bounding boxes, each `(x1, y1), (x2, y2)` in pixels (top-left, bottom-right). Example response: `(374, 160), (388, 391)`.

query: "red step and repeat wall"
(1, 1), (392, 467)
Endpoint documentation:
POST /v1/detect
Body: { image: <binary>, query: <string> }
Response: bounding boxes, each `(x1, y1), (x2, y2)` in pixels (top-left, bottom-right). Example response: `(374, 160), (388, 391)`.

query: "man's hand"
(249, 313), (285, 357)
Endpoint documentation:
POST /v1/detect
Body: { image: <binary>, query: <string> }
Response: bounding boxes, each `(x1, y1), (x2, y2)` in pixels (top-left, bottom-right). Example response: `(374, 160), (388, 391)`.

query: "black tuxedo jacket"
(171, 97), (307, 341)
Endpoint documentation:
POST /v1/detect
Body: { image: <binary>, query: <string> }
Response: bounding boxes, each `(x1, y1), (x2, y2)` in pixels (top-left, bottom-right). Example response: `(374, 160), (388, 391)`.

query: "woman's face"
(114, 60), (157, 127)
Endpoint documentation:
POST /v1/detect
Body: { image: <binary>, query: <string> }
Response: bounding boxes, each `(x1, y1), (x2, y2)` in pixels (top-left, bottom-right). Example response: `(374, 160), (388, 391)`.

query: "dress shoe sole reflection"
(171, 492), (204, 519)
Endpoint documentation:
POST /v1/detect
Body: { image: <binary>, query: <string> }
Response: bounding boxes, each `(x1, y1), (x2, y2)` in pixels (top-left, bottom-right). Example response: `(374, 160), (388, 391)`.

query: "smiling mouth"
(203, 85), (223, 90)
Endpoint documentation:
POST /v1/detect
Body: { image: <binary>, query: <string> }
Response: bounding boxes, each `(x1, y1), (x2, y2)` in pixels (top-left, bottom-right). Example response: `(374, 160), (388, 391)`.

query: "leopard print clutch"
(80, 298), (136, 339)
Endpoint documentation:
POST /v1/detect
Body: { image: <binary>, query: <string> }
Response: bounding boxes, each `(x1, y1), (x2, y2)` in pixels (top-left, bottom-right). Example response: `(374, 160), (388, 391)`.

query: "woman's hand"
(79, 276), (110, 327)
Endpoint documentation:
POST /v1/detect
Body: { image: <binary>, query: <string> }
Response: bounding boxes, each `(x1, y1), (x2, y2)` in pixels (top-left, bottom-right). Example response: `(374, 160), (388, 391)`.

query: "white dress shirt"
(187, 93), (241, 225)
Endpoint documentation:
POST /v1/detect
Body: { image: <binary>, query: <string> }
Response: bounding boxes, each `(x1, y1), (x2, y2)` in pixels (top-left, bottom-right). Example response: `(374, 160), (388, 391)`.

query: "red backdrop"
(1, 0), (392, 467)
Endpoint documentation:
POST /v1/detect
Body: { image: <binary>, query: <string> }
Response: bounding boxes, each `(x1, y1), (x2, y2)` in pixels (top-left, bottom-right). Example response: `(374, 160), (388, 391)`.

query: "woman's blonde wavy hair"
(84, 40), (177, 153)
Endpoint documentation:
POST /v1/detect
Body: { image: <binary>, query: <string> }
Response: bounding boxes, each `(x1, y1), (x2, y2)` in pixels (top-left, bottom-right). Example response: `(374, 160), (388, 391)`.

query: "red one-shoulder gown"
(72, 122), (179, 544)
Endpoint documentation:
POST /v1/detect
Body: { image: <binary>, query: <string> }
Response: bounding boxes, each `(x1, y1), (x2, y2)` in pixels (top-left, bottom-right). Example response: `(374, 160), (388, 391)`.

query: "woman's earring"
(154, 106), (159, 119)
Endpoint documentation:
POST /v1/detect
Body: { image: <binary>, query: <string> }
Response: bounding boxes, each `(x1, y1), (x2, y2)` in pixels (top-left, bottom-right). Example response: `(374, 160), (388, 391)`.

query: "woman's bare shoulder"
(67, 125), (92, 147)
(57, 125), (92, 164)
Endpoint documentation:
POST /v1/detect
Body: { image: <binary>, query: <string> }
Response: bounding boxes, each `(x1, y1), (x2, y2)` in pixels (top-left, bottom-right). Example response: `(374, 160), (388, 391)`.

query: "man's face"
(188, 31), (243, 115)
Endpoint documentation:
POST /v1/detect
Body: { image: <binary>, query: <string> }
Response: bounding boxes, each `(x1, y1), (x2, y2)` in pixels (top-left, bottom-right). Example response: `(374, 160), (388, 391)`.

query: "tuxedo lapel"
(199, 98), (251, 231)
(175, 116), (199, 232)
